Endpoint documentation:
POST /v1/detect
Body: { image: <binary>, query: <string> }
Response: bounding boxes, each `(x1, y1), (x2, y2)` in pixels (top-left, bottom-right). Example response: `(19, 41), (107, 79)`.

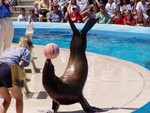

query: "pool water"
(13, 28), (150, 70)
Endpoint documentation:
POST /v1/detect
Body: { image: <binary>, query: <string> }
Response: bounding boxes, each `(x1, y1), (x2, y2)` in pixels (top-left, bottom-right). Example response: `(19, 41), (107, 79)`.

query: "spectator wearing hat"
(67, 0), (80, 14)
(96, 4), (113, 24)
(47, 2), (64, 22)
(69, 5), (83, 23)
(64, 0), (80, 21)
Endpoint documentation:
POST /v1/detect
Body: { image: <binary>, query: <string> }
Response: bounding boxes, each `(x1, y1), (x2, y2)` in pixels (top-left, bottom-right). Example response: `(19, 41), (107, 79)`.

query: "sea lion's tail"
(81, 18), (99, 34)
(68, 16), (79, 36)
(68, 16), (99, 35)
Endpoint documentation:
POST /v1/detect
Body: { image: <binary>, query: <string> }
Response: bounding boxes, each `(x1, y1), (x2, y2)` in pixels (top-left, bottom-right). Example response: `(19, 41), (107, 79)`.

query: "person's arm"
(123, 17), (126, 25)
(38, 1), (42, 11)
(47, 12), (51, 22)
(106, 18), (112, 24)
(19, 60), (25, 69)
(0, 0), (2, 6)
(49, 0), (52, 11)
(67, 4), (71, 14)
(94, 0), (101, 8)
(143, 18), (147, 27)
(3, 0), (14, 12)
(60, 13), (64, 23)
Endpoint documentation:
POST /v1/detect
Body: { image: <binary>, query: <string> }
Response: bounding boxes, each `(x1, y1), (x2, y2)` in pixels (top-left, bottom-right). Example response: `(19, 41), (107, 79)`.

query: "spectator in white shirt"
(136, 0), (148, 19)
(105, 0), (116, 19)
(17, 8), (28, 22)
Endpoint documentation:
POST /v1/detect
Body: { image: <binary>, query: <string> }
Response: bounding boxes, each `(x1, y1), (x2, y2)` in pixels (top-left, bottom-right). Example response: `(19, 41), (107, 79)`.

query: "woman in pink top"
(69, 5), (83, 23)
(65, 0), (80, 21)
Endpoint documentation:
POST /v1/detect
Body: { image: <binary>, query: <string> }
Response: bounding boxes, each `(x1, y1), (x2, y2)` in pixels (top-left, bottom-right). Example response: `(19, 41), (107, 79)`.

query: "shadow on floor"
(37, 107), (137, 113)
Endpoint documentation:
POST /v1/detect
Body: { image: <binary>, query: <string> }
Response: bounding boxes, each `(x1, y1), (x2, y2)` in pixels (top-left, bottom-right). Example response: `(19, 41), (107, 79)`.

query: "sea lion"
(42, 17), (104, 113)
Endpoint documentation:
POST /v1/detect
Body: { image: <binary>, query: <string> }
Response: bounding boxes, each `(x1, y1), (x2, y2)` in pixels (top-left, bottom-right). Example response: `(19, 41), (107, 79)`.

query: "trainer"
(0, 0), (14, 54)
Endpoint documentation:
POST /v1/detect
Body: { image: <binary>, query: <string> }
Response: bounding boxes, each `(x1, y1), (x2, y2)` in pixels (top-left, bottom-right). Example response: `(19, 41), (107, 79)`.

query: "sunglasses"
(73, 8), (77, 10)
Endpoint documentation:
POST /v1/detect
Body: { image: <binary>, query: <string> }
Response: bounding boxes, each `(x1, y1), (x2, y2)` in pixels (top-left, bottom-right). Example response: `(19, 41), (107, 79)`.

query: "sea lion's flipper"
(81, 18), (99, 34)
(52, 101), (59, 112)
(79, 94), (106, 112)
(68, 15), (79, 35)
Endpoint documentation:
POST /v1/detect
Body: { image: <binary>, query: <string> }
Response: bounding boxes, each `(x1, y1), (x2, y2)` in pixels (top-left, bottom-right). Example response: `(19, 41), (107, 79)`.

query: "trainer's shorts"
(0, 63), (12, 88)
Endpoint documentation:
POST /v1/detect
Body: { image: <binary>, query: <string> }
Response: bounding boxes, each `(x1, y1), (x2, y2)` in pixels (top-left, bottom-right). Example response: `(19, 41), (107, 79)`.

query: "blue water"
(13, 28), (150, 70)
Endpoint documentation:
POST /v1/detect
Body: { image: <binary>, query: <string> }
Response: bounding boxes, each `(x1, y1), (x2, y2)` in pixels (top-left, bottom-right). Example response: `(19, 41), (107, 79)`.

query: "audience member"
(112, 0), (121, 12)
(69, 5), (83, 23)
(0, 38), (32, 113)
(59, 0), (69, 16)
(105, 0), (116, 19)
(146, 3), (150, 26)
(8, 0), (150, 27)
(77, 0), (89, 14)
(120, 0), (132, 16)
(64, 0), (80, 21)
(33, 0), (40, 17)
(49, 0), (60, 11)
(122, 10), (136, 25)
(136, 0), (148, 19)
(17, 8), (28, 22)
(38, 0), (50, 22)
(90, 0), (100, 13)
(28, 9), (38, 22)
(130, 0), (139, 16)
(94, 0), (102, 9)
(134, 9), (147, 26)
(81, 4), (96, 22)
(96, 4), (113, 24)
(113, 11), (124, 24)
(0, 0), (14, 54)
(67, 0), (80, 14)
(47, 2), (64, 22)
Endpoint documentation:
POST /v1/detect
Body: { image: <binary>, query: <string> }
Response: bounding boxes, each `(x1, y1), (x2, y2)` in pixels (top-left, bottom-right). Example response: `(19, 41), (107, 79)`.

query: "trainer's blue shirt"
(0, 47), (30, 67)
(0, 2), (11, 18)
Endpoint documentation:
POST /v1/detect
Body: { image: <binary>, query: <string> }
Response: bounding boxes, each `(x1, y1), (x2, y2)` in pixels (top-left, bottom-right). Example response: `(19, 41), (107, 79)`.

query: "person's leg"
(0, 19), (6, 54)
(0, 86), (11, 113)
(39, 14), (44, 22)
(9, 86), (23, 113)
(3, 18), (14, 50)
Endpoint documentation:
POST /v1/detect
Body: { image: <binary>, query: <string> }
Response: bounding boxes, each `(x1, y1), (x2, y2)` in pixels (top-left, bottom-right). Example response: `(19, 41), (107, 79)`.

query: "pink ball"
(44, 43), (59, 59)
